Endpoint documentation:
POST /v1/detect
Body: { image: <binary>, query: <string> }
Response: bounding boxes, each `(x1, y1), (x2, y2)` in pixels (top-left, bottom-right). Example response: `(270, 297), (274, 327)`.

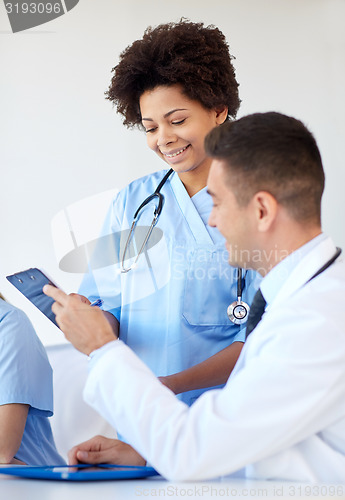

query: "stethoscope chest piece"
(227, 267), (250, 324)
(227, 300), (250, 325)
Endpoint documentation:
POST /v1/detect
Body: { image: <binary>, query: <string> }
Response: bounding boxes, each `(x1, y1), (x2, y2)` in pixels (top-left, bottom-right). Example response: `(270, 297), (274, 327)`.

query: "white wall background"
(1, 0), (345, 345)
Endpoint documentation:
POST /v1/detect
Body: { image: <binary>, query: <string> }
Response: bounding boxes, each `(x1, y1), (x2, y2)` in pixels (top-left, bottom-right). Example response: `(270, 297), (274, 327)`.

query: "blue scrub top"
(0, 299), (64, 465)
(80, 170), (261, 405)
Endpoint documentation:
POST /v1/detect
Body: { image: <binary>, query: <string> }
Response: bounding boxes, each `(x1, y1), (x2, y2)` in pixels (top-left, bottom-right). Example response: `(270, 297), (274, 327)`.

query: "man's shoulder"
(266, 260), (345, 336)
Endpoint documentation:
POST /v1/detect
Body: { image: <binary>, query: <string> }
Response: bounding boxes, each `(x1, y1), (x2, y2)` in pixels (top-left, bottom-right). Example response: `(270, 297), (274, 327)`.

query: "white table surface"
(1, 471), (345, 500)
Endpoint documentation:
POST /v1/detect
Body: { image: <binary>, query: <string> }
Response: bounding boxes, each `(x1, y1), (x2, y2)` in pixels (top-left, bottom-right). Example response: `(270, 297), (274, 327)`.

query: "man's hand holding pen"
(43, 285), (115, 356)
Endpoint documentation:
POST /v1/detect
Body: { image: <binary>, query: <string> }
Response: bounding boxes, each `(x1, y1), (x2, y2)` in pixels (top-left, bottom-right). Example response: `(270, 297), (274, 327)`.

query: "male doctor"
(44, 112), (345, 482)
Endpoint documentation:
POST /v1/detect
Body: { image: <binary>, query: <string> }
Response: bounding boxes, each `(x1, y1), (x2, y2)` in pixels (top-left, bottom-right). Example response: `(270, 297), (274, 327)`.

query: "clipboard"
(0, 464), (159, 481)
(6, 268), (60, 328)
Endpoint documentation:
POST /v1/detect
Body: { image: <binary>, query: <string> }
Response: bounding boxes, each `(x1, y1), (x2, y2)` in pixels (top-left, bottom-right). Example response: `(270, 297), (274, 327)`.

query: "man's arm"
(45, 285), (345, 481)
(0, 403), (29, 464)
(67, 343), (242, 465)
(159, 342), (243, 394)
(83, 328), (345, 481)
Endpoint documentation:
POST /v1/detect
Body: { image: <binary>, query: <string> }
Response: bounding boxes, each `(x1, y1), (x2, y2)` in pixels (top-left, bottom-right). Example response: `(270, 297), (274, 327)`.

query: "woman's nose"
(157, 127), (177, 148)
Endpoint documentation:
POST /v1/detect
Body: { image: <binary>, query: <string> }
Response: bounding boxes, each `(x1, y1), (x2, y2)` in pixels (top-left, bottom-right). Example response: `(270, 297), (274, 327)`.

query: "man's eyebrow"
(142, 108), (187, 122)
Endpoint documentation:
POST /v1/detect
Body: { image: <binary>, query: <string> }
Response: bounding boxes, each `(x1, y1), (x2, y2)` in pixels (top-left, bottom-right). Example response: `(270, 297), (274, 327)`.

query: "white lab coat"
(84, 236), (345, 482)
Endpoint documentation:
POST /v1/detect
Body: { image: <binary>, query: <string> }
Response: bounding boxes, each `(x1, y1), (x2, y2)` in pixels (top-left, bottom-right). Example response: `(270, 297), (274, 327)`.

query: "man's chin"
(227, 257), (241, 269)
(226, 245), (252, 270)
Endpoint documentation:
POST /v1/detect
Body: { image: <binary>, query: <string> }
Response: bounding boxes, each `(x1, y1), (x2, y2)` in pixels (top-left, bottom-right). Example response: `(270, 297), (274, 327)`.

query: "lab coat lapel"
(270, 237), (338, 308)
(170, 173), (213, 245)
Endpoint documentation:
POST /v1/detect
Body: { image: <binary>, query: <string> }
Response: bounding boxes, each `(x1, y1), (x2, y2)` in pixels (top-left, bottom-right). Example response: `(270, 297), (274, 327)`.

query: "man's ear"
(215, 106), (229, 125)
(252, 191), (278, 232)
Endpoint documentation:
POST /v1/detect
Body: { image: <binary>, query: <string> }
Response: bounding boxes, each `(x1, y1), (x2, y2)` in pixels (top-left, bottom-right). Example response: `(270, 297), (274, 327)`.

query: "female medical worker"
(0, 298), (64, 464)
(78, 20), (259, 405)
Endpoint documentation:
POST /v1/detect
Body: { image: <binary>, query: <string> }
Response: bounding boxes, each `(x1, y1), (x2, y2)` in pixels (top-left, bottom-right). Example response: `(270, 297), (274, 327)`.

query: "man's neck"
(258, 226), (322, 277)
(259, 232), (327, 307)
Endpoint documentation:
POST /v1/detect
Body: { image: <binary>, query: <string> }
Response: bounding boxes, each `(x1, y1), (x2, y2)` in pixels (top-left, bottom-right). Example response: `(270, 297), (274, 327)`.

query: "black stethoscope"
(119, 168), (250, 324)
(119, 168), (174, 273)
(305, 246), (342, 283)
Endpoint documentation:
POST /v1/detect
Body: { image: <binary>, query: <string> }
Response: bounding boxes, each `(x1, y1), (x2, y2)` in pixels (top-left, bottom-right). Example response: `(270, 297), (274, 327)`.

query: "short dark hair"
(105, 19), (240, 128)
(205, 112), (325, 224)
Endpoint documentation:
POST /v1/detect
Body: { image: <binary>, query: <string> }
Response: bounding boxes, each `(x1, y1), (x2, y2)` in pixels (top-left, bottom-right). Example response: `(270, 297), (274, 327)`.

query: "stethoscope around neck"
(119, 168), (251, 324)
(119, 168), (174, 274)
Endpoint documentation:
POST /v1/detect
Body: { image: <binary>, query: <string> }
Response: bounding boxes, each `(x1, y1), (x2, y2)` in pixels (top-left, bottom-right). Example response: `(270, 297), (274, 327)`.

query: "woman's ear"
(215, 106), (229, 125)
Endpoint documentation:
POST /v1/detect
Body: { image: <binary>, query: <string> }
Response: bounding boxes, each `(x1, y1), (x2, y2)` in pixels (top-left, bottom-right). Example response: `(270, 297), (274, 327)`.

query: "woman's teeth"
(164, 145), (189, 157)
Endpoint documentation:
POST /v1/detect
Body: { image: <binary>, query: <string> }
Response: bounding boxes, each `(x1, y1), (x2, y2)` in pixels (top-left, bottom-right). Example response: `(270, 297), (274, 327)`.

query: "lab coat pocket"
(182, 248), (238, 326)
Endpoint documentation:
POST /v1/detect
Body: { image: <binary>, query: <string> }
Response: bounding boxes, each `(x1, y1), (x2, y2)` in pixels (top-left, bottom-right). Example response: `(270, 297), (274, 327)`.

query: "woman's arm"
(0, 403), (29, 464)
(158, 341), (243, 394)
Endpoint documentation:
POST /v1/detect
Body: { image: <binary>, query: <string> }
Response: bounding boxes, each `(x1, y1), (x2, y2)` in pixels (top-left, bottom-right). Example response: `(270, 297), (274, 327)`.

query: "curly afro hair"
(105, 20), (241, 128)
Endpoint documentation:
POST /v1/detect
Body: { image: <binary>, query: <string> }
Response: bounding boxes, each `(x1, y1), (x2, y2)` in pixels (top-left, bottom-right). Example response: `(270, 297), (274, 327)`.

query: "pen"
(90, 298), (104, 308)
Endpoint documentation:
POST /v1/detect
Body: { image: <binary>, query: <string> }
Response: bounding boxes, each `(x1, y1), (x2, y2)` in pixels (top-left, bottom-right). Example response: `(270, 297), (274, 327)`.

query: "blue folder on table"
(0, 464), (159, 481)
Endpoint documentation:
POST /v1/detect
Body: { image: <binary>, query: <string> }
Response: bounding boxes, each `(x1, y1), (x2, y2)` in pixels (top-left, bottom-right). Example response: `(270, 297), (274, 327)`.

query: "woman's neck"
(178, 164), (210, 197)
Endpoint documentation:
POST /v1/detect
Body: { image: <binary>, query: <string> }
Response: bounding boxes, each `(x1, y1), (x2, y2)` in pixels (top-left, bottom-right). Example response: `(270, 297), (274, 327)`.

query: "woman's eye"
(145, 127), (157, 134)
(172, 119), (186, 125)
